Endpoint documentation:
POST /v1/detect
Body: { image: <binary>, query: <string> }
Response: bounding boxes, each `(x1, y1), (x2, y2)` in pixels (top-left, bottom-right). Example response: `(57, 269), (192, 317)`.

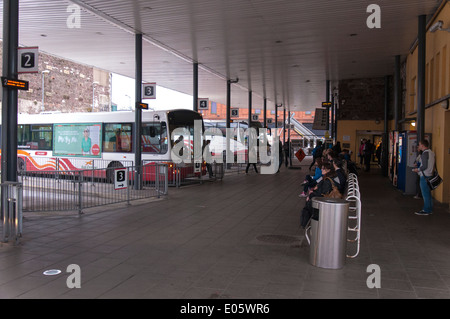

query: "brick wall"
(338, 77), (394, 121)
(0, 43), (110, 114)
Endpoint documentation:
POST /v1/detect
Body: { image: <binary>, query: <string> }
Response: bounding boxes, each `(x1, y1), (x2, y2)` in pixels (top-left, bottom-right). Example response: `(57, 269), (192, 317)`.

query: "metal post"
(2, 0), (19, 184)
(326, 80), (330, 132)
(78, 172), (83, 215)
(1, 0), (19, 221)
(263, 98), (267, 128)
(134, 33), (143, 190)
(382, 75), (390, 177)
(417, 15), (426, 144)
(283, 108), (286, 144)
(248, 90), (252, 129)
(394, 55), (401, 131)
(193, 62), (198, 112)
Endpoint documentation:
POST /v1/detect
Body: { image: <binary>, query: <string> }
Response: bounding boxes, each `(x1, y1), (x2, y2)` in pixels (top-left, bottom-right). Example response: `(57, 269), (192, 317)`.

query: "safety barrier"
(18, 163), (168, 214)
(1, 182), (23, 243)
(346, 173), (361, 258)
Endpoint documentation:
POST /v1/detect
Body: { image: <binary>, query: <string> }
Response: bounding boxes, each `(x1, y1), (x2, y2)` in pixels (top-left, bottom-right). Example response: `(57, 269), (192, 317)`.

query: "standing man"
(363, 139), (373, 172)
(412, 140), (435, 215)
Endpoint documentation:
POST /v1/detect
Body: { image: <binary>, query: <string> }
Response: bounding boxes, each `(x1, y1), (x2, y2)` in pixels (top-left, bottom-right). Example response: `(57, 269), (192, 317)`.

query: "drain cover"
(43, 269), (61, 276)
(255, 234), (302, 245)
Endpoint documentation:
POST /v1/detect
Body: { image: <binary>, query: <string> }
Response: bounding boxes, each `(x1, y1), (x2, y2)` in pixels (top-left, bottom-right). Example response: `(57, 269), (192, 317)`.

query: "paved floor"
(1, 157), (450, 299)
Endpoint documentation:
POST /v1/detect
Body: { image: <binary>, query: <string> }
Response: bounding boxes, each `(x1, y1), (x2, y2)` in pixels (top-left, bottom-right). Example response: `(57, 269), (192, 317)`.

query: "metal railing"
(1, 182), (23, 243)
(142, 160), (224, 187)
(18, 163), (168, 214)
(346, 172), (361, 258)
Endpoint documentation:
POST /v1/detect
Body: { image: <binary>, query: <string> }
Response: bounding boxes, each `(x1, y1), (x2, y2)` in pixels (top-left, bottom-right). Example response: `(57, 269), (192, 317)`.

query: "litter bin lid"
(311, 197), (348, 205)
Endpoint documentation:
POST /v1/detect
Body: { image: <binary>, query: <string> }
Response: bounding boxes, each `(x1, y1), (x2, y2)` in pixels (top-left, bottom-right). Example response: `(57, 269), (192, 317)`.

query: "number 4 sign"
(18, 47), (39, 74)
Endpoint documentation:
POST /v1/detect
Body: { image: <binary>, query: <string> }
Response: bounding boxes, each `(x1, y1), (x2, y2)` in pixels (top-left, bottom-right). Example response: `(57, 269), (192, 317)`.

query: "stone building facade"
(0, 44), (111, 114)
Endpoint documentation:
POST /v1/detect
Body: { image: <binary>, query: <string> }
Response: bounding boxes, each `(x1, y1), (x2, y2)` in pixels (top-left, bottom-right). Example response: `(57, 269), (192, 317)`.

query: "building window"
(211, 102), (217, 114)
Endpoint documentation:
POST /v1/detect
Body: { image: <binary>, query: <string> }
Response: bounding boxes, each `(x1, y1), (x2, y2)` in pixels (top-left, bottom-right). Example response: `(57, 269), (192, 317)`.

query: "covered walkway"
(1, 157), (450, 299)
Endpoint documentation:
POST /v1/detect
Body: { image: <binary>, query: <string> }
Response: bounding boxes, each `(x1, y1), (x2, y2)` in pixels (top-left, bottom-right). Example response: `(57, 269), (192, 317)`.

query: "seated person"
(332, 158), (347, 195)
(299, 157), (323, 197)
(300, 162), (341, 228)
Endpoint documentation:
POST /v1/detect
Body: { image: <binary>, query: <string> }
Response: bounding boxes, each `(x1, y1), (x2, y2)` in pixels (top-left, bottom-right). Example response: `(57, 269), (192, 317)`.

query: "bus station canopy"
(0, 0), (442, 112)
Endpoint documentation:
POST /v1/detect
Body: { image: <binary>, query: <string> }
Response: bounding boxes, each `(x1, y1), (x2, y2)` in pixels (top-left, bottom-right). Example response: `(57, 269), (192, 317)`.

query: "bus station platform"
(1, 157), (450, 299)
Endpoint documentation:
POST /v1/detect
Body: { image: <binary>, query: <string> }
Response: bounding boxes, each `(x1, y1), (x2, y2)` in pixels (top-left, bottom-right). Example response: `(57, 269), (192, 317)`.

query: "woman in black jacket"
(300, 162), (339, 228)
(307, 162), (337, 201)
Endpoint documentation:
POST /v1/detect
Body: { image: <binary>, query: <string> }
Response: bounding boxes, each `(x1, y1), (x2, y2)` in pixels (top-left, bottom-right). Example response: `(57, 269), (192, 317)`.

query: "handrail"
(346, 174), (361, 258)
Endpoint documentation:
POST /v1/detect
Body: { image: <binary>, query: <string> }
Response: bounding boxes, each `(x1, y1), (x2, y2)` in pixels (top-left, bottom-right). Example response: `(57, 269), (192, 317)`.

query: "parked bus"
(0, 109), (205, 182)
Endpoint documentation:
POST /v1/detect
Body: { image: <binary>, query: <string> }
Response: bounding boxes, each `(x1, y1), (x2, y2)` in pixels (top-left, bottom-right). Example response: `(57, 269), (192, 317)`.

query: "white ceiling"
(0, 0), (443, 111)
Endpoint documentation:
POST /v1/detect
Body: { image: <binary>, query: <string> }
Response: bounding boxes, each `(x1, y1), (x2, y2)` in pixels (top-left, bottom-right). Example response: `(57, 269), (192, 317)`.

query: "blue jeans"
(419, 175), (433, 213)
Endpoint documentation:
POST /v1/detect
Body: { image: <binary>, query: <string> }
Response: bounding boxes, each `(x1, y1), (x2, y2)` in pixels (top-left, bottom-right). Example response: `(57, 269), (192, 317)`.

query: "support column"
(283, 107), (286, 143)
(248, 91), (252, 129)
(1, 0), (19, 185)
(263, 98), (267, 128)
(394, 55), (401, 131)
(382, 75), (390, 177)
(326, 80), (330, 133)
(193, 62), (198, 112)
(134, 33), (143, 189)
(417, 15), (426, 144)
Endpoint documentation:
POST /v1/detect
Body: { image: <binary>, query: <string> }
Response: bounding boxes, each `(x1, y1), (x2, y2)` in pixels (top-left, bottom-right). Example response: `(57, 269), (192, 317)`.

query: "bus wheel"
(17, 157), (26, 172)
(106, 161), (123, 183)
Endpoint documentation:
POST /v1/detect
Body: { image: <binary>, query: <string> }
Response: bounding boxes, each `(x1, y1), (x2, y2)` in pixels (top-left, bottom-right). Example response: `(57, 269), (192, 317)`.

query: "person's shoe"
(414, 210), (432, 216)
(298, 192), (307, 198)
(413, 195), (421, 200)
(301, 181), (308, 185)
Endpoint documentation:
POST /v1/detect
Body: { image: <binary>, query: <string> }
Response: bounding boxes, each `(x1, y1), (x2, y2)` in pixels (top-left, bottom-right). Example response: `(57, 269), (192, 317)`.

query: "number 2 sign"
(18, 47), (39, 74)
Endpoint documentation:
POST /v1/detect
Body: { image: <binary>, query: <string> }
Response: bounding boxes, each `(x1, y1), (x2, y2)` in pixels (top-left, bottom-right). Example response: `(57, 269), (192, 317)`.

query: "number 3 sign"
(18, 47), (39, 74)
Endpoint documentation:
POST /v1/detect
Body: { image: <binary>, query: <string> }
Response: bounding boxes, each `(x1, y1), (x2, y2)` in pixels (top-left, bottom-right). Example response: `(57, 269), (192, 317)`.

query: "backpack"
(323, 177), (343, 199)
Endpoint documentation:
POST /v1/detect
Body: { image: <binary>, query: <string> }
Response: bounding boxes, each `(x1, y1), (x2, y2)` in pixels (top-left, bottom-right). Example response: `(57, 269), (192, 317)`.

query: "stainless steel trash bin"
(308, 197), (349, 269)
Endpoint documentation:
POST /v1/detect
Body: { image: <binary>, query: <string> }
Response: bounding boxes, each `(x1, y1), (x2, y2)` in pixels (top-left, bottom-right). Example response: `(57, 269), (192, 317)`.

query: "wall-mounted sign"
(231, 108), (239, 118)
(142, 83), (156, 99)
(313, 108), (328, 130)
(1, 77), (29, 90)
(138, 102), (149, 110)
(198, 98), (209, 110)
(18, 47), (39, 74)
(322, 102), (332, 108)
(251, 114), (259, 121)
(114, 168), (128, 190)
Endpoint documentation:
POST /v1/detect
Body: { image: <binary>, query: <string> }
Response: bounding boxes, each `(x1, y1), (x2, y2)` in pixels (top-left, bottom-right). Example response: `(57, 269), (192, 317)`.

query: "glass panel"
(103, 123), (133, 153)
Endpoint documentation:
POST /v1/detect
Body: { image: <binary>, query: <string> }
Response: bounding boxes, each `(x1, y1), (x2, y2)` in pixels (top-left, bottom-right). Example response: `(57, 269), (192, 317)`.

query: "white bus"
(1, 109), (205, 182)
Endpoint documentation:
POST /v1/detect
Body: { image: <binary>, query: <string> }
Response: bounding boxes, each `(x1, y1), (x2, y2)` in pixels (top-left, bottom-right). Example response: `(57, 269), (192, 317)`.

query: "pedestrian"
(363, 139), (373, 172)
(412, 140), (435, 215)
(284, 139), (292, 167)
(277, 139), (284, 173)
(203, 140), (214, 178)
(359, 139), (366, 165)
